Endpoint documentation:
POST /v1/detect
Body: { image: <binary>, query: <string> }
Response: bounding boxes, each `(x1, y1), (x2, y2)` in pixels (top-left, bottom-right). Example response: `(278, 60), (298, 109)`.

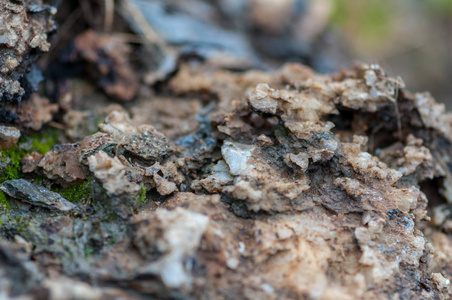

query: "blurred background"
(329, 0), (452, 108)
(47, 0), (452, 107)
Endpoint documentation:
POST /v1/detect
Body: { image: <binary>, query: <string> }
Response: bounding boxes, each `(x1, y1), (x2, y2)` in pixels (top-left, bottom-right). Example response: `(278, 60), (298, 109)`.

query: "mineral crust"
(0, 0), (56, 107)
(1, 62), (452, 299)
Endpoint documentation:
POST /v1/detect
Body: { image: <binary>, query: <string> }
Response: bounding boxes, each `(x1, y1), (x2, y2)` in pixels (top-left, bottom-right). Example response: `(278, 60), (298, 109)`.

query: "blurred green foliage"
(426, 0), (452, 14)
(330, 0), (392, 47)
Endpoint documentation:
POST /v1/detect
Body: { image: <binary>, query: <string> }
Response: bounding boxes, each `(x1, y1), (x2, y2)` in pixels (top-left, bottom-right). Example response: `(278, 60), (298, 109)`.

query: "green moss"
(0, 127), (60, 184)
(84, 245), (93, 257)
(274, 123), (289, 138)
(13, 215), (30, 233)
(0, 146), (27, 183)
(28, 127), (59, 155)
(139, 183), (147, 203)
(57, 177), (93, 203)
(0, 191), (10, 210)
(107, 213), (118, 221)
(133, 183), (147, 204)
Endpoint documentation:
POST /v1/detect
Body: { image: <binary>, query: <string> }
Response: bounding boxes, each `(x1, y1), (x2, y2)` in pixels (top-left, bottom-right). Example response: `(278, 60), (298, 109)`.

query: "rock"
(0, 0), (56, 107)
(20, 152), (43, 173)
(39, 144), (87, 183)
(221, 141), (256, 176)
(123, 0), (258, 66)
(0, 179), (78, 212)
(63, 110), (98, 141)
(99, 110), (172, 162)
(153, 173), (177, 196)
(44, 276), (140, 300)
(248, 83), (279, 114)
(70, 30), (139, 102)
(87, 150), (140, 196)
(199, 160), (233, 193)
(17, 94), (58, 131)
(0, 240), (45, 297)
(2, 58), (452, 299)
(0, 125), (20, 150)
(431, 273), (450, 293)
(133, 207), (209, 290)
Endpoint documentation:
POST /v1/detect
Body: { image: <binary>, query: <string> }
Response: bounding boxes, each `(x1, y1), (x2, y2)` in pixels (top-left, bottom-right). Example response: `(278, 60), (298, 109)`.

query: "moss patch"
(28, 127), (60, 155)
(0, 191), (10, 210)
(84, 245), (93, 257)
(57, 177), (93, 203)
(0, 127), (60, 184)
(138, 183), (147, 203)
(0, 146), (27, 183)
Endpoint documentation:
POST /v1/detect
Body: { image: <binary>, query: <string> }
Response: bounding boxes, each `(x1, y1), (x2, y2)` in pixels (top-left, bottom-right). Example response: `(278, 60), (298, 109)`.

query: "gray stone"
(0, 179), (78, 212)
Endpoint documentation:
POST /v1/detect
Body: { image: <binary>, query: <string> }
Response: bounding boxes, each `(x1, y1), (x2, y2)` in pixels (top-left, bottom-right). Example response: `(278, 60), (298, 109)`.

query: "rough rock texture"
(39, 143), (87, 183)
(1, 179), (78, 212)
(69, 30), (139, 102)
(16, 93), (58, 130)
(88, 150), (141, 196)
(20, 152), (43, 173)
(0, 0), (56, 107)
(1, 62), (452, 299)
(0, 125), (20, 150)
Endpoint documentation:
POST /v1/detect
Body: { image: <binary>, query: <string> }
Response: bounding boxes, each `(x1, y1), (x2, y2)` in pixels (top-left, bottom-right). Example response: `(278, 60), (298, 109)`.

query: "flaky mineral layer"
(1, 63), (452, 299)
(0, 0), (56, 107)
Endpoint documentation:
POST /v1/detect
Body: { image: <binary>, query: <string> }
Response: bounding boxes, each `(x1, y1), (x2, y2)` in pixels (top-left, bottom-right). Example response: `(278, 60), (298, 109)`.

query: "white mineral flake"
(226, 257), (239, 269)
(221, 140), (256, 176)
(199, 160), (234, 192)
(141, 208), (209, 290)
(364, 70), (377, 86)
(261, 283), (275, 294)
(87, 151), (140, 195)
(160, 261), (189, 289)
(237, 242), (245, 254)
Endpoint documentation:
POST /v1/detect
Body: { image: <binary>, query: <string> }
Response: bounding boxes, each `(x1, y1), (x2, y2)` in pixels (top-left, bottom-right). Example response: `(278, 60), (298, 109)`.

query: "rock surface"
(0, 0), (56, 107)
(1, 179), (78, 212)
(0, 125), (20, 150)
(1, 60), (452, 299)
